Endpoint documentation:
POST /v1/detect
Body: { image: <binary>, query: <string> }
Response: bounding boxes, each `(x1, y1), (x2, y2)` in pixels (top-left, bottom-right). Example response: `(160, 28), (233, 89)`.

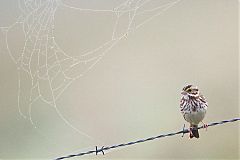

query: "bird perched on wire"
(180, 84), (208, 138)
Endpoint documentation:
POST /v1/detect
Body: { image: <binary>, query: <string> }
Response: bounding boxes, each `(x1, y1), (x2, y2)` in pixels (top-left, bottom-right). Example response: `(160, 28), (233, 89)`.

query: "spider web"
(1, 0), (181, 154)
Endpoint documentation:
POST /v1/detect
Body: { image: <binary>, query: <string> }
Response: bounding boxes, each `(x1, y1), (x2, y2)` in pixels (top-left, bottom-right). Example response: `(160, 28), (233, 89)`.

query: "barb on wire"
(181, 123), (186, 137)
(96, 146), (105, 155)
(55, 117), (240, 160)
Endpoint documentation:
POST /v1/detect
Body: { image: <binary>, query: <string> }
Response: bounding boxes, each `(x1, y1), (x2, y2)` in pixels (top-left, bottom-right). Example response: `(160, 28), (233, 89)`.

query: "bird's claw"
(188, 127), (194, 139)
(201, 121), (208, 131)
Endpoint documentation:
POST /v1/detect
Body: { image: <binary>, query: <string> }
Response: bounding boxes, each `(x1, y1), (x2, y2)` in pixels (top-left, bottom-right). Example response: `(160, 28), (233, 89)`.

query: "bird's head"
(181, 84), (200, 98)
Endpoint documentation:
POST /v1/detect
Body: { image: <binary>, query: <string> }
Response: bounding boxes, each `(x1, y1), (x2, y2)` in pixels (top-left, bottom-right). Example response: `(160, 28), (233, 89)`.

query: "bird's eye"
(187, 89), (192, 92)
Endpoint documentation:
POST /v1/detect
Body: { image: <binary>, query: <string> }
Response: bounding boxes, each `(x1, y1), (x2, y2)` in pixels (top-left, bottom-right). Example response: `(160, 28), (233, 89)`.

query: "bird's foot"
(201, 121), (208, 131)
(188, 127), (194, 139)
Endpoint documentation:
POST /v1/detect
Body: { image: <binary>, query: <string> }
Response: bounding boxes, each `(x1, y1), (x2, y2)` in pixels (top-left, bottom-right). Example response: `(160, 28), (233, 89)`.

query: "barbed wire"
(55, 117), (240, 160)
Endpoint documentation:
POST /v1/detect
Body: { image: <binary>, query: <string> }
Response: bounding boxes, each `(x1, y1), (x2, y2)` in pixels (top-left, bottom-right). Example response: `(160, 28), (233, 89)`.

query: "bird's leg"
(188, 127), (194, 139)
(201, 121), (208, 131)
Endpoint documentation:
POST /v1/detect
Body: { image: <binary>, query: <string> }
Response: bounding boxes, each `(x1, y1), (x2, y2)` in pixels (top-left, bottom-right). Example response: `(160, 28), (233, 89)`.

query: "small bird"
(180, 84), (208, 138)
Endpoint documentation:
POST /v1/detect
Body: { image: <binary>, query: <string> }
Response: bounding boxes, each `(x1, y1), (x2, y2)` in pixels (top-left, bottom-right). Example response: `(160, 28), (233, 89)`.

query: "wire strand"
(55, 117), (240, 160)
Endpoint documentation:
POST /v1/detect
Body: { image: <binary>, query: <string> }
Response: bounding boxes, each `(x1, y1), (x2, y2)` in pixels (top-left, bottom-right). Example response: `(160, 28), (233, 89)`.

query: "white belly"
(184, 109), (206, 125)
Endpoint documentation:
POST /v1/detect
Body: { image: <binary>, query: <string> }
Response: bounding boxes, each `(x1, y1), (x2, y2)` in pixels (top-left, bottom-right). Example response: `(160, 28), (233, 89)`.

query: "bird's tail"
(190, 124), (199, 138)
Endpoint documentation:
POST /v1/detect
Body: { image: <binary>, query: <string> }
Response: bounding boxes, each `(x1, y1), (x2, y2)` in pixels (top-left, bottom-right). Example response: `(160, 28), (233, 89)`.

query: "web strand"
(2, 0), (182, 144)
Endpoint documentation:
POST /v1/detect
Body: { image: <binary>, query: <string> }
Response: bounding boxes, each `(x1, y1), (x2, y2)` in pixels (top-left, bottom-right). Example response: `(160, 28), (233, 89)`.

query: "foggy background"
(0, 0), (239, 159)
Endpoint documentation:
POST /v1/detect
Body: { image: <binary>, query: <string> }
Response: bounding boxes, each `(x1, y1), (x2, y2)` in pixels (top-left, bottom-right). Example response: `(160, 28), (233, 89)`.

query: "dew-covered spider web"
(0, 0), (182, 157)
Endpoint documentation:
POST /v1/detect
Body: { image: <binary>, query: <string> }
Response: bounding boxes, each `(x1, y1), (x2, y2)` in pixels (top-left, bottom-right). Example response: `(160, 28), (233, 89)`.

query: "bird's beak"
(181, 91), (187, 95)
